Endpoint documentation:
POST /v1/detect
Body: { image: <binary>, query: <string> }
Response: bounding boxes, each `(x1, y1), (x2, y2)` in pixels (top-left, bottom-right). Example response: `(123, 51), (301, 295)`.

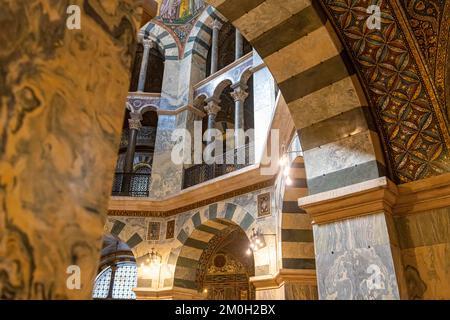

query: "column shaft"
(137, 40), (152, 92)
(231, 84), (249, 149)
(210, 20), (222, 74)
(122, 114), (142, 194)
(235, 29), (244, 60)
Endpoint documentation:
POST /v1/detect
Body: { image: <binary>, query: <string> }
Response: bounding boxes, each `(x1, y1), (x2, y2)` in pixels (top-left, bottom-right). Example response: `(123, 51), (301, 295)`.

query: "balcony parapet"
(193, 51), (264, 102)
(126, 92), (161, 115)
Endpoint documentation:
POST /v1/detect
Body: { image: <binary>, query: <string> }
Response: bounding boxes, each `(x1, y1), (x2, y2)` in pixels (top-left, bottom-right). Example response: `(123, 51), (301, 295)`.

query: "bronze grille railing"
(183, 145), (253, 189)
(112, 172), (151, 197)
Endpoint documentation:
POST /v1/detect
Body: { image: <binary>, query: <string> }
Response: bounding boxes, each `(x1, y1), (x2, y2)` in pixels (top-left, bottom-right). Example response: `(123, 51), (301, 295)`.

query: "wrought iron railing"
(112, 172), (151, 197)
(183, 144), (253, 189)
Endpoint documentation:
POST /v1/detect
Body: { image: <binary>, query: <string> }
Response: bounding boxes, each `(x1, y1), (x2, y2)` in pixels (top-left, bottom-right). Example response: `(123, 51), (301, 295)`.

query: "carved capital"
(128, 118), (142, 130)
(204, 99), (221, 116)
(142, 39), (153, 49)
(212, 19), (223, 31)
(230, 84), (249, 102)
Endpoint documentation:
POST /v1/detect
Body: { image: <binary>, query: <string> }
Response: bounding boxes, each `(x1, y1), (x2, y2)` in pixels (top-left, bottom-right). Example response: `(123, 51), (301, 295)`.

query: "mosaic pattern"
(322, 0), (450, 182)
(157, 0), (206, 44)
(399, 0), (450, 121)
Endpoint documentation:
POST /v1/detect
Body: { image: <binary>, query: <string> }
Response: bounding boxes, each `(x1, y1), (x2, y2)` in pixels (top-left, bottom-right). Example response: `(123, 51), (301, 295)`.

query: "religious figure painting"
(166, 220), (175, 239)
(257, 193), (271, 217)
(159, 0), (204, 22)
(147, 222), (161, 241)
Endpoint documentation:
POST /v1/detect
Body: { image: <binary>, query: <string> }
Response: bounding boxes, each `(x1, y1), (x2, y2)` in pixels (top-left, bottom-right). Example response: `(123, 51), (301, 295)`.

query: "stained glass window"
(92, 262), (137, 300)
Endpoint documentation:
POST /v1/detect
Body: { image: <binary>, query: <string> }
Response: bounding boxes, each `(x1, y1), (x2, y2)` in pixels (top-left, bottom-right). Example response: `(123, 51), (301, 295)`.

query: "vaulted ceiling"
(321, 0), (450, 181)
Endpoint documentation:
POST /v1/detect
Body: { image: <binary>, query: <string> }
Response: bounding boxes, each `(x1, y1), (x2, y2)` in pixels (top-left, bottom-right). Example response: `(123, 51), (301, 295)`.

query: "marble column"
(210, 20), (222, 75)
(230, 83), (248, 149)
(299, 177), (408, 300)
(204, 98), (221, 145)
(137, 39), (153, 92)
(235, 29), (244, 60)
(122, 113), (142, 194)
(0, 0), (142, 299)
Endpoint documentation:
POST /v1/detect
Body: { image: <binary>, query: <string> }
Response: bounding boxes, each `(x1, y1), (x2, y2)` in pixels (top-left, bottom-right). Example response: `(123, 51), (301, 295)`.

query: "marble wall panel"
(253, 67), (276, 163)
(160, 60), (182, 109)
(288, 76), (366, 130)
(316, 244), (400, 300)
(284, 283), (318, 300)
(314, 213), (401, 300)
(233, 0), (311, 42)
(0, 0), (142, 299)
(255, 285), (285, 300)
(149, 115), (183, 198)
(304, 130), (381, 180)
(395, 207), (450, 299)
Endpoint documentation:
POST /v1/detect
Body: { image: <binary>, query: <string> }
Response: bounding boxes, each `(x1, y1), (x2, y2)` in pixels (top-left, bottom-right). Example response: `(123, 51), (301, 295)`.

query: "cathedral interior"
(2, 0), (450, 301)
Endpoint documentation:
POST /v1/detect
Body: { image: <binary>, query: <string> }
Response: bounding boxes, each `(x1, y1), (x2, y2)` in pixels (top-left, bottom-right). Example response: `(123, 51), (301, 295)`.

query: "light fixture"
(279, 154), (288, 167)
(279, 144), (303, 187)
(248, 228), (265, 253)
(141, 247), (161, 271)
(149, 247), (162, 266)
(285, 176), (293, 186)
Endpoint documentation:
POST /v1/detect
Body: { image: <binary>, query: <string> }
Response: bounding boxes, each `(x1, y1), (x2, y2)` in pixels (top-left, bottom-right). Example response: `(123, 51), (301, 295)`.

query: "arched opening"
(112, 109), (158, 197)
(200, 226), (255, 300)
(206, 21), (252, 77)
(92, 235), (137, 300)
(173, 217), (256, 300)
(129, 43), (165, 93)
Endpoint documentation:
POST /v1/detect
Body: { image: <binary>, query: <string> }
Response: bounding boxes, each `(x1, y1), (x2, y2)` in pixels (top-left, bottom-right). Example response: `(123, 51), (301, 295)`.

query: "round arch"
(172, 202), (265, 293)
(201, 0), (388, 195)
(183, 6), (226, 60)
(141, 21), (181, 60)
(103, 218), (146, 259)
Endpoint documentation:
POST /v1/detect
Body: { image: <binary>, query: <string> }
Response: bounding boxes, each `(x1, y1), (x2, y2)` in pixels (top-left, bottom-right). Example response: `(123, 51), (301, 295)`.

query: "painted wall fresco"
(0, 0), (142, 299)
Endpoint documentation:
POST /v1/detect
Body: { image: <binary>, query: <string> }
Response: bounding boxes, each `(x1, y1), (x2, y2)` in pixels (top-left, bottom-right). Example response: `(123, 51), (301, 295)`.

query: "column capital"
(230, 83), (249, 102)
(128, 113), (143, 130)
(212, 19), (223, 31)
(142, 39), (154, 49)
(204, 98), (221, 116)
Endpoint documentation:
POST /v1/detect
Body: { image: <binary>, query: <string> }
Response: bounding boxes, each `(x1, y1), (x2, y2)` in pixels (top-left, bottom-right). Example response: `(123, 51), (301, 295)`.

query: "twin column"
(231, 83), (248, 148)
(122, 37), (152, 192)
(137, 39), (153, 92)
(210, 20), (244, 74)
(121, 113), (142, 194)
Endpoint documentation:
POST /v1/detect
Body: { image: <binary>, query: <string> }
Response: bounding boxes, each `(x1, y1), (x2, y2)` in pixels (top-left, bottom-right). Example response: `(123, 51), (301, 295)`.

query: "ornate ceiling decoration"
(156, 0), (206, 44)
(321, 0), (450, 183)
